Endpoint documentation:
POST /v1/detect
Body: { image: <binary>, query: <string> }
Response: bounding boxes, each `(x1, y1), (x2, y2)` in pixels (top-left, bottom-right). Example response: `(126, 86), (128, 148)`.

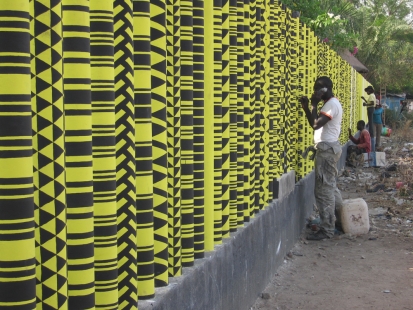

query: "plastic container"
(339, 198), (370, 235)
(381, 127), (392, 137)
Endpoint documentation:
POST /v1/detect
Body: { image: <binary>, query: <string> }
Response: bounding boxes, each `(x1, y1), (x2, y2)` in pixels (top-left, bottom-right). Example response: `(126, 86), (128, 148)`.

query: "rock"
(395, 198), (405, 206)
(381, 172), (391, 178)
(386, 164), (397, 172)
(383, 290), (391, 293)
(261, 293), (271, 299)
(367, 184), (386, 193)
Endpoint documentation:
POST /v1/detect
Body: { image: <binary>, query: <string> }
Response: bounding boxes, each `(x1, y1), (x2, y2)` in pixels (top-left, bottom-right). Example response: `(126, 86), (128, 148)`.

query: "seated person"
(347, 120), (371, 166)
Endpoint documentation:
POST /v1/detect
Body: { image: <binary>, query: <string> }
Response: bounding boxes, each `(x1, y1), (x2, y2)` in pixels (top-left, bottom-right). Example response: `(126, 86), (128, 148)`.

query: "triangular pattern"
(30, 2), (67, 309)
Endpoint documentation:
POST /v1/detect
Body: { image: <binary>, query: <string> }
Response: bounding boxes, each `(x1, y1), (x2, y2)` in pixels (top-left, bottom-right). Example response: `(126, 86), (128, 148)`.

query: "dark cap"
(364, 85), (374, 92)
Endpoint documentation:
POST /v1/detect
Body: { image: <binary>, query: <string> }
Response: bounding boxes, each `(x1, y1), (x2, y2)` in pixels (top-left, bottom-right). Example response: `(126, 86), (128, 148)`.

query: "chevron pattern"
(113, 0), (138, 307)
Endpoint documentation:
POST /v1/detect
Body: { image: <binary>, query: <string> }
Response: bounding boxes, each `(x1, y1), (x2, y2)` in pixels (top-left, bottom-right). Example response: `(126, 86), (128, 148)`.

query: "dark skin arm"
(299, 93), (330, 130)
(361, 96), (367, 106)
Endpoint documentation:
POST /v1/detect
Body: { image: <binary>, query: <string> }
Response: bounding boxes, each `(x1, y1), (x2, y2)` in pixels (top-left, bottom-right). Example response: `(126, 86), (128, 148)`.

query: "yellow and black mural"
(0, 0), (369, 308)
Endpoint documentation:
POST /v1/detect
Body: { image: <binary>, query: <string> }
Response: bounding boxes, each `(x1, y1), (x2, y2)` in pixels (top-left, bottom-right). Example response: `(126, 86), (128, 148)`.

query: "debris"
(367, 184), (386, 193)
(383, 290), (391, 293)
(395, 198), (405, 206)
(368, 237), (377, 241)
(396, 182), (404, 189)
(287, 252), (293, 259)
(402, 148), (409, 152)
(261, 293), (271, 299)
(369, 207), (387, 216)
(386, 164), (397, 172)
(361, 256), (365, 259)
(381, 172), (391, 178)
(292, 252), (304, 257)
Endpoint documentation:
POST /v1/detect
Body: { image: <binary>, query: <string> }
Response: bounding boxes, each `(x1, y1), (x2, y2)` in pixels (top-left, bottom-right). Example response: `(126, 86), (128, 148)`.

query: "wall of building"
(0, 0), (368, 308)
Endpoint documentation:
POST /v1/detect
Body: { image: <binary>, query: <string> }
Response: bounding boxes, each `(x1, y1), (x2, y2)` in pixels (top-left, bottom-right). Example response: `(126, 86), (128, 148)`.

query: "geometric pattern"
(90, 0), (119, 308)
(133, 0), (155, 299)
(229, 0), (238, 231)
(236, 0), (245, 226)
(0, 0), (371, 307)
(249, 0), (258, 215)
(193, 0), (205, 260)
(62, 1), (95, 309)
(150, 0), (169, 287)
(213, 0), (223, 243)
(114, 0), (138, 307)
(31, 0), (67, 309)
(166, 0), (182, 278)
(243, 0), (252, 222)
(180, 0), (195, 267)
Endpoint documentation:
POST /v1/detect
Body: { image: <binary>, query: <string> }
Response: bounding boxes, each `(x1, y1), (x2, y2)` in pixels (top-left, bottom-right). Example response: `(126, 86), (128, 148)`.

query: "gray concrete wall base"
(138, 172), (315, 310)
(276, 170), (296, 200)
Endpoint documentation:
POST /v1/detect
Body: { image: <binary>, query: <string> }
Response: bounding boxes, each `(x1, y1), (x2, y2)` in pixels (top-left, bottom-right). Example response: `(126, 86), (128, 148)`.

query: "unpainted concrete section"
(138, 146), (348, 310)
(275, 170), (296, 200)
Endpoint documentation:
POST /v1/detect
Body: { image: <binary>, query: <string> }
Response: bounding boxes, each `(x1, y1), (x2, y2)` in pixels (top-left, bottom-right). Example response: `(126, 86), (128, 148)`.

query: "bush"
(384, 108), (413, 129)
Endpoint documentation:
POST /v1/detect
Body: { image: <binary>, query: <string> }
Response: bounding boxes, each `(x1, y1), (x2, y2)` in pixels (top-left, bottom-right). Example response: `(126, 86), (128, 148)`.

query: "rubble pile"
(337, 135), (413, 239)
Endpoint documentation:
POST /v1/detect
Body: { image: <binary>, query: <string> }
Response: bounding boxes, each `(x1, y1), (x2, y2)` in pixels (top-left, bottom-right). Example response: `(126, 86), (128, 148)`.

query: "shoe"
(306, 230), (330, 241)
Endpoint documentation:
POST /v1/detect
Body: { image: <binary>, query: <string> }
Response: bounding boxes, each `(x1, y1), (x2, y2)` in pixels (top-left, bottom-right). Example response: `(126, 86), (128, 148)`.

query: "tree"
(281, 0), (413, 93)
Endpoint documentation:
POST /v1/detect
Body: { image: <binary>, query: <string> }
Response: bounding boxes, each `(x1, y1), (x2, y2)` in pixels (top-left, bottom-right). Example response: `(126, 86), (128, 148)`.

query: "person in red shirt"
(347, 121), (371, 166)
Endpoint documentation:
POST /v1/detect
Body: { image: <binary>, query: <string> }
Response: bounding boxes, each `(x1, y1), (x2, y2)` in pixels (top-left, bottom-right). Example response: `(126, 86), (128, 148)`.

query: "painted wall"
(0, 0), (368, 308)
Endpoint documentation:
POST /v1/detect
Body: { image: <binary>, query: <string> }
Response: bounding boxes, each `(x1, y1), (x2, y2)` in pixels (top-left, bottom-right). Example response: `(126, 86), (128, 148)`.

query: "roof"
(338, 49), (369, 73)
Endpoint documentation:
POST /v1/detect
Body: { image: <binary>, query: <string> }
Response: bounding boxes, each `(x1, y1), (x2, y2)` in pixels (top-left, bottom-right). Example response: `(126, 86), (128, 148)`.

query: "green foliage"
(280, 0), (413, 94)
(384, 108), (413, 129)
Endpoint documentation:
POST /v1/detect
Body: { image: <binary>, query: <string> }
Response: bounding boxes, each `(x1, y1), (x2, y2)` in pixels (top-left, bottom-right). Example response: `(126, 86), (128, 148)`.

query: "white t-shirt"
(314, 97), (342, 144)
(367, 93), (376, 107)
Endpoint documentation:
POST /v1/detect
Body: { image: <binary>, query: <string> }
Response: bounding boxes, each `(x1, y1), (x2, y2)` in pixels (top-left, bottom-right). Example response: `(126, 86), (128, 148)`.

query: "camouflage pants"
(314, 142), (343, 238)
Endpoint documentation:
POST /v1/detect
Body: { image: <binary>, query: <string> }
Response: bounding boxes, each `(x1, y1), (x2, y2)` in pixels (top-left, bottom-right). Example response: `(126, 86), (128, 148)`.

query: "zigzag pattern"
(113, 0), (138, 307)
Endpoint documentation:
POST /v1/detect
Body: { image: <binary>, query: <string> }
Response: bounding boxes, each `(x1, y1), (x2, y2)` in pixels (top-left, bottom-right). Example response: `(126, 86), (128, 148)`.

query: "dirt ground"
(251, 133), (413, 310)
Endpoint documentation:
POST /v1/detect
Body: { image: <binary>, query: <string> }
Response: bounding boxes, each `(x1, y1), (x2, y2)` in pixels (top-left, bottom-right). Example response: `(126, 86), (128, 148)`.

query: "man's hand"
(348, 128), (352, 137)
(299, 96), (309, 110)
